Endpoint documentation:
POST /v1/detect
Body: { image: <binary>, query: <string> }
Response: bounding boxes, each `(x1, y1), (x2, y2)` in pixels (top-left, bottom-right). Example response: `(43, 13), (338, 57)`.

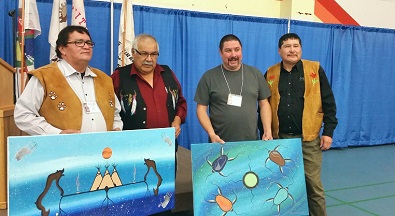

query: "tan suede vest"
(266, 60), (323, 141)
(33, 62), (115, 131)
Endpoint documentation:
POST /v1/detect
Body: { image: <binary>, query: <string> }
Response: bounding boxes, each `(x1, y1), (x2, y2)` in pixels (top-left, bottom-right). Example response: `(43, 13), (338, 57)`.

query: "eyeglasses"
(134, 49), (159, 59)
(66, 40), (95, 48)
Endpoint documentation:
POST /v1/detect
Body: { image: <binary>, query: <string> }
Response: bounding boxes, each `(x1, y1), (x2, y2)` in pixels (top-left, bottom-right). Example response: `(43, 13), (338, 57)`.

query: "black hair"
(278, 33), (302, 48)
(55, 25), (92, 59)
(219, 34), (242, 50)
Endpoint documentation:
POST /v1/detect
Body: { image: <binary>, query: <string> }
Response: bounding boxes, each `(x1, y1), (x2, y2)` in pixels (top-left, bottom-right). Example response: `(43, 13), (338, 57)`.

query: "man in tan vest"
(259, 33), (337, 216)
(14, 26), (123, 135)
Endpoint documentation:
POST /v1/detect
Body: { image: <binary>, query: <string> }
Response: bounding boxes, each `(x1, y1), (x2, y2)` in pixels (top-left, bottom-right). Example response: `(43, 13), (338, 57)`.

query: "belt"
(279, 132), (303, 138)
(279, 132), (302, 135)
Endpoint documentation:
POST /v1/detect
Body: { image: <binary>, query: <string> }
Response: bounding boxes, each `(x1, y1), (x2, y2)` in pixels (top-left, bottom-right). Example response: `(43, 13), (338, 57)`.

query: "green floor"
(323, 144), (395, 216)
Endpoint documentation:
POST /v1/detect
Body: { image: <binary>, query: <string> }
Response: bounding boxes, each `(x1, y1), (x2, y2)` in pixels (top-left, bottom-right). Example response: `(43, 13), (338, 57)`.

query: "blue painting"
(191, 139), (309, 216)
(7, 128), (175, 216)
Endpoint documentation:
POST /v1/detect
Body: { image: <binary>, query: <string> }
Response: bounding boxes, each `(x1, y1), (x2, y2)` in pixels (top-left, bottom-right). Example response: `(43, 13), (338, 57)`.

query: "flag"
(48, 0), (67, 62)
(71, 0), (87, 27)
(16, 0), (41, 97)
(117, 0), (135, 67)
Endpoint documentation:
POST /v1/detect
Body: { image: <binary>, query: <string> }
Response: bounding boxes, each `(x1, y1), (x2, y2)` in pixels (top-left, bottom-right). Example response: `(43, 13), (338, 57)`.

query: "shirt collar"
(295, 60), (303, 72)
(58, 59), (96, 77)
(280, 59), (303, 72)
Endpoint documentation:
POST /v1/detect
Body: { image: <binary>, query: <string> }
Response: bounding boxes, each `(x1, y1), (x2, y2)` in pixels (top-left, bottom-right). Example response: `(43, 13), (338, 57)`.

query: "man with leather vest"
(111, 34), (187, 144)
(14, 26), (123, 134)
(259, 33), (337, 216)
(111, 34), (186, 216)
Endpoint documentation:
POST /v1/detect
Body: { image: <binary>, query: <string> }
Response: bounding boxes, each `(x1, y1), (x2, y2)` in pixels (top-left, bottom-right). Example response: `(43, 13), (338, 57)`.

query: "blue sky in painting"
(8, 128), (176, 216)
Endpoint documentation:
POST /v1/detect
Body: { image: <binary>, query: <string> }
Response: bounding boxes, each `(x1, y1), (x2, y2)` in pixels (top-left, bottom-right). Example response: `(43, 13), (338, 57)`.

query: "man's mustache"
(142, 61), (153, 66)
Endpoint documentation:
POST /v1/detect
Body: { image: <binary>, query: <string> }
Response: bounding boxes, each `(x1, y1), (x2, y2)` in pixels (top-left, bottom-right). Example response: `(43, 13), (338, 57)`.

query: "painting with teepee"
(7, 128), (175, 216)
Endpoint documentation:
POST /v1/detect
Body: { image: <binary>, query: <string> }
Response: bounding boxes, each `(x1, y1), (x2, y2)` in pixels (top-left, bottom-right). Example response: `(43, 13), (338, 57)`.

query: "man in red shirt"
(111, 34), (187, 139)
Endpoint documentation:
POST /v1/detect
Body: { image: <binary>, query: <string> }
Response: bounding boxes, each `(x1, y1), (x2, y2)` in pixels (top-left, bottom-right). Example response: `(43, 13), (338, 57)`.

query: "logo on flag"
(117, 0), (135, 67)
(72, 0), (87, 27)
(16, 0), (41, 97)
(48, 0), (67, 62)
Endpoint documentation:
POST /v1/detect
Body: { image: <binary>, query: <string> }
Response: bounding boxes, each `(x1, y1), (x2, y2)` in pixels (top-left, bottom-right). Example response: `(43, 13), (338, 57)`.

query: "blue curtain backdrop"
(1, 0), (395, 149)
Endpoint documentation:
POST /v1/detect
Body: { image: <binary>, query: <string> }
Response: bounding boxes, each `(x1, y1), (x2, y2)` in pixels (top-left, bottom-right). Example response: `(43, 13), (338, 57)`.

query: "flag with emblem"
(117, 0), (135, 67)
(15, 0), (41, 98)
(71, 0), (87, 27)
(48, 0), (67, 62)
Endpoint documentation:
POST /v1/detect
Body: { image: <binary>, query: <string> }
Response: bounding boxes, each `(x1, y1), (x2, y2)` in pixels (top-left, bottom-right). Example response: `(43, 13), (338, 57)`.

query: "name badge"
(227, 94), (242, 107)
(83, 101), (100, 113)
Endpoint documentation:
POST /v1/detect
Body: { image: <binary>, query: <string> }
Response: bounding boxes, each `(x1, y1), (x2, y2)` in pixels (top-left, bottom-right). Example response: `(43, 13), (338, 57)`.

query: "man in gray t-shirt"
(194, 34), (273, 143)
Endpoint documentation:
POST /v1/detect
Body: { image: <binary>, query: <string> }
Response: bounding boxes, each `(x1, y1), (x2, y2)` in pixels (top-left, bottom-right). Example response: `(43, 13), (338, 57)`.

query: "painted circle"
(102, 147), (112, 159)
(243, 171), (259, 189)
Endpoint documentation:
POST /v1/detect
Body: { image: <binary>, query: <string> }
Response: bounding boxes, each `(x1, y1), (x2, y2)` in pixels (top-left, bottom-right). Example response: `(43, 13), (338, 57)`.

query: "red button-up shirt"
(112, 64), (187, 129)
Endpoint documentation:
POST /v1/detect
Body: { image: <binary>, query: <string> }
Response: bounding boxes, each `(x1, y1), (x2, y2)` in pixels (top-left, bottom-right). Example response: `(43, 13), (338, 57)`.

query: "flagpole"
(287, 17), (291, 33)
(20, 0), (26, 93)
(122, 0), (127, 67)
(110, 0), (114, 73)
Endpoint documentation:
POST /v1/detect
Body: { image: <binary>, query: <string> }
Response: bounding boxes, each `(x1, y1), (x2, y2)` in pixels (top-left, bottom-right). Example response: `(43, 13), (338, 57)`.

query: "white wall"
(112, 0), (395, 29)
(336, 0), (395, 29)
(117, 0), (282, 18)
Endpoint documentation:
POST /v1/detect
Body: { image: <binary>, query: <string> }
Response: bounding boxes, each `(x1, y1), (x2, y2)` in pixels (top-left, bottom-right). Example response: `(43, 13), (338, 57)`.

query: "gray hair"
(132, 34), (160, 53)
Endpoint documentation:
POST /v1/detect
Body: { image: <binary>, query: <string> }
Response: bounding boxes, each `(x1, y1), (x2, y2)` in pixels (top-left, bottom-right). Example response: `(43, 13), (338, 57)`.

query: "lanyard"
(221, 63), (244, 96)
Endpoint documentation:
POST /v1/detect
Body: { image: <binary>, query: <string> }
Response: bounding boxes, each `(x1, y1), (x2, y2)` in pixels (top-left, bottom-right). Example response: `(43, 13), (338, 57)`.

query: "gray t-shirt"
(194, 64), (271, 142)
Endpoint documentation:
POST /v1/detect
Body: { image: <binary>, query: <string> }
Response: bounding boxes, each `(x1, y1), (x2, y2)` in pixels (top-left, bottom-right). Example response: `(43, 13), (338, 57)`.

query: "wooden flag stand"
(0, 58), (23, 209)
